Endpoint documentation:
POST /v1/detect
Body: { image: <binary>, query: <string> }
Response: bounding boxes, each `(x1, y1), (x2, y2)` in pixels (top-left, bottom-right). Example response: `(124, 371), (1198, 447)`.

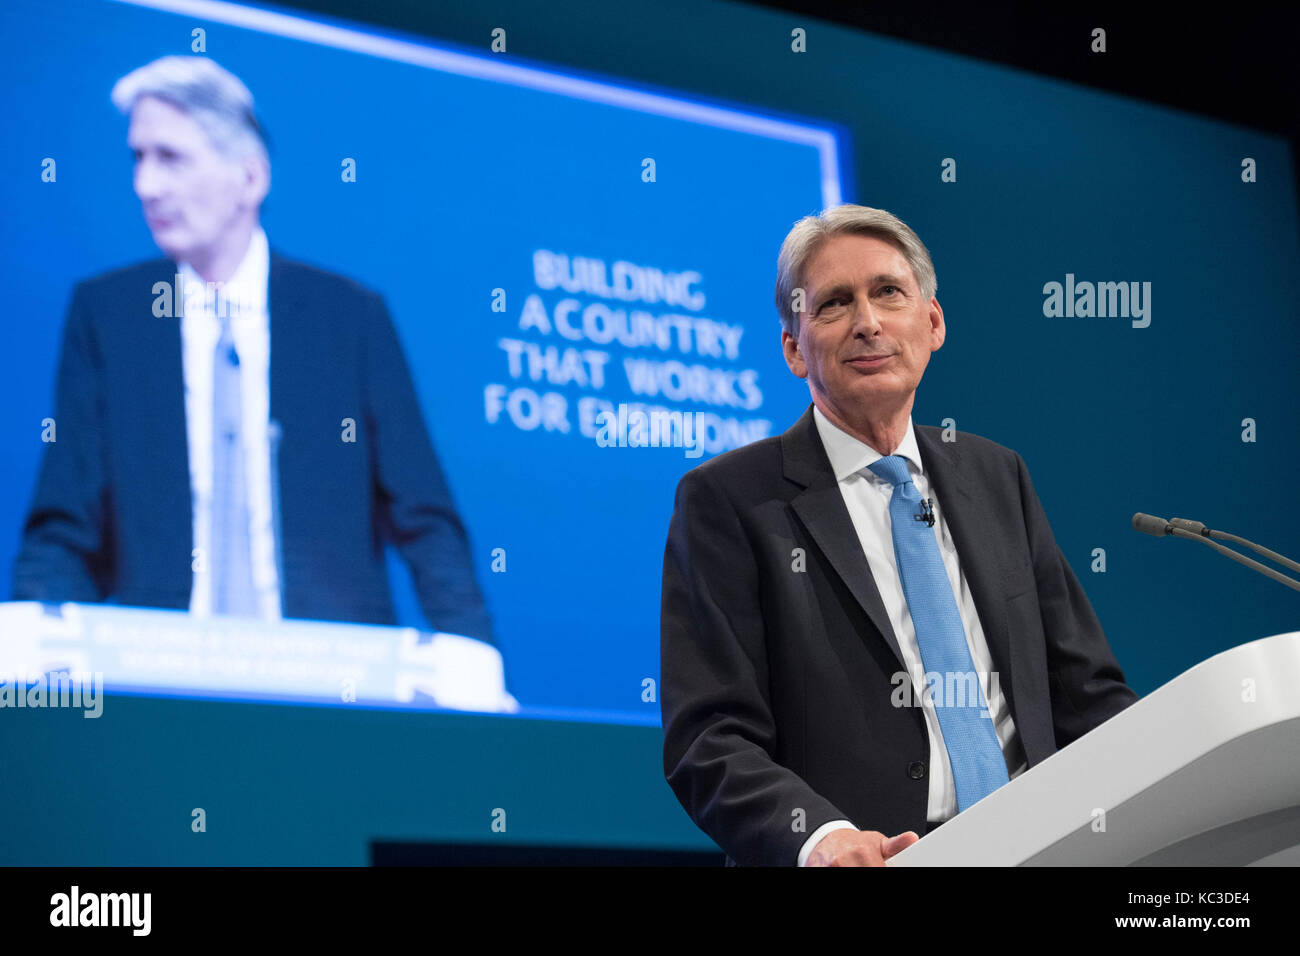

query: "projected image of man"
(12, 56), (493, 643)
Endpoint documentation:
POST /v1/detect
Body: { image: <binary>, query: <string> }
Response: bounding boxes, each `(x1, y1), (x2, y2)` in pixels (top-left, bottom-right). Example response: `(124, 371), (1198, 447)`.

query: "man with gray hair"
(109, 55), (270, 282)
(13, 56), (495, 644)
(660, 203), (1137, 865)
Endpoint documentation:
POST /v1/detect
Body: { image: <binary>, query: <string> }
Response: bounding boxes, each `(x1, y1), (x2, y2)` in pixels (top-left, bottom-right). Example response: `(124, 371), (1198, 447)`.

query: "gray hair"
(774, 204), (937, 335)
(111, 55), (268, 164)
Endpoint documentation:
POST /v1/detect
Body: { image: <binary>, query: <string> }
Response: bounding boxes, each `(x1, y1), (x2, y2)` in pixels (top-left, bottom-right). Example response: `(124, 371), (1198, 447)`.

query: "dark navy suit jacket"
(660, 406), (1138, 865)
(12, 252), (494, 644)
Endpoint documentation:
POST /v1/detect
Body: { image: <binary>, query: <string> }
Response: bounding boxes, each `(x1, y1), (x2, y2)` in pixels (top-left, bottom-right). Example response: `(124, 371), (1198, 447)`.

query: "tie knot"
(867, 454), (912, 487)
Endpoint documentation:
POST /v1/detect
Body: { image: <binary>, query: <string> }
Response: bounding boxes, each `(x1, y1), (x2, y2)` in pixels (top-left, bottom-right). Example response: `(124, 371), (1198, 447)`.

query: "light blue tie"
(868, 454), (1009, 811)
(210, 301), (257, 617)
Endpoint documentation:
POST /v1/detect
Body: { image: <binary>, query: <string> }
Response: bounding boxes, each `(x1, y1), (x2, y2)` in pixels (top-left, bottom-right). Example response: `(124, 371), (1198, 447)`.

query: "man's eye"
(880, 286), (901, 296)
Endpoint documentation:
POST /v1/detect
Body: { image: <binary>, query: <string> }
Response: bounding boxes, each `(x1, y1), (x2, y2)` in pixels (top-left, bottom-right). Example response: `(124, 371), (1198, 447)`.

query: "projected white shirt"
(178, 227), (281, 621)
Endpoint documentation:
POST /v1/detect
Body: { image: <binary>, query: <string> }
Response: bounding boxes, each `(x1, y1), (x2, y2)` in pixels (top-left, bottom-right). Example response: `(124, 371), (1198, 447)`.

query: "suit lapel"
(266, 251), (306, 613)
(781, 406), (1020, 719)
(914, 426), (1017, 719)
(134, 260), (193, 593)
(783, 406), (907, 672)
(267, 251), (298, 429)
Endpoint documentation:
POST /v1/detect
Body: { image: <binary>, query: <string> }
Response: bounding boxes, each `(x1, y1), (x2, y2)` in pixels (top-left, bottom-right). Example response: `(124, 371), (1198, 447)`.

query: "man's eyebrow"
(812, 282), (852, 306)
(812, 275), (910, 309)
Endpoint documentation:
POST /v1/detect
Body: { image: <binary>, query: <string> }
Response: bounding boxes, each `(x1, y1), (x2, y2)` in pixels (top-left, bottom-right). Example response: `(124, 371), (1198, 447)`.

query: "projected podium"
(890, 631), (1300, 867)
(0, 600), (518, 714)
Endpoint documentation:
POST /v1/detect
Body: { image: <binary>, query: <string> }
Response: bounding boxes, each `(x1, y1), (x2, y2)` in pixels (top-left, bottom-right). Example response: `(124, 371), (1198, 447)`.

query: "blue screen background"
(1, 0), (1297, 724)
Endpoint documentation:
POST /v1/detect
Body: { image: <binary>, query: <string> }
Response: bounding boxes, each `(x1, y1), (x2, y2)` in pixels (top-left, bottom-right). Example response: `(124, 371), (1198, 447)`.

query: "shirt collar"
(812, 404), (925, 482)
(178, 226), (269, 317)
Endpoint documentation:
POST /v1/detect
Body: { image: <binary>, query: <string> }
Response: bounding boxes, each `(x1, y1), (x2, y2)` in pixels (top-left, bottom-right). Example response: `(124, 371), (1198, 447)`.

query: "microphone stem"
(1172, 529), (1300, 592)
(1209, 530), (1300, 575)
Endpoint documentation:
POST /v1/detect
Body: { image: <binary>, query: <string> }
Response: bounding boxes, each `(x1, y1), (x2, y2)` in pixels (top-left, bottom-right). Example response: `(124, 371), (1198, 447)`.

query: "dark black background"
(269, 1), (1300, 224)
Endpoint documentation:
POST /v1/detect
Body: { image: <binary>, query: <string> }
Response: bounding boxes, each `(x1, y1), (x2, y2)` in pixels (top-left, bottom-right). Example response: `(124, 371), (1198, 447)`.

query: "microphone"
(1132, 512), (1300, 592)
(1132, 513), (1173, 537)
(915, 498), (935, 527)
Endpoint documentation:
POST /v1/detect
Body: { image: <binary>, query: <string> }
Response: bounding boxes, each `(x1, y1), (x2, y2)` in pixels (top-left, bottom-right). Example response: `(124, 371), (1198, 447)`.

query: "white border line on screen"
(114, 0), (844, 207)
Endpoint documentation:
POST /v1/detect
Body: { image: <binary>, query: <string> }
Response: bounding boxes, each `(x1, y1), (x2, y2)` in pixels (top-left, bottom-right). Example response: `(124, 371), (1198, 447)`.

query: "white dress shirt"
(178, 227), (282, 620)
(797, 406), (1026, 865)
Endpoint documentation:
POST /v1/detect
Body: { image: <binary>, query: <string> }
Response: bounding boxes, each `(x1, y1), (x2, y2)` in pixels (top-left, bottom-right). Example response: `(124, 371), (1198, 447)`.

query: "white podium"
(889, 631), (1300, 866)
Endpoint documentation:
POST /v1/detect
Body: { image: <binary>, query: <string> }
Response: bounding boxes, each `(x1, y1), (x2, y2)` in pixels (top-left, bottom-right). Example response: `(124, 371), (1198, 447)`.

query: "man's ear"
(929, 297), (945, 352)
(782, 328), (808, 379)
(240, 154), (271, 209)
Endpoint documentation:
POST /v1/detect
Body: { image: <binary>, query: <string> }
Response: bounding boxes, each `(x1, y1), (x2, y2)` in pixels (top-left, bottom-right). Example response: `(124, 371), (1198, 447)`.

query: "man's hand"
(805, 829), (919, 867)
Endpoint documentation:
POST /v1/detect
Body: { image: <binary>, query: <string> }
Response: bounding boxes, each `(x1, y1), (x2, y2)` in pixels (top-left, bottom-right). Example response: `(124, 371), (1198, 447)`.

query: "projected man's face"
(127, 95), (262, 272)
(782, 233), (944, 425)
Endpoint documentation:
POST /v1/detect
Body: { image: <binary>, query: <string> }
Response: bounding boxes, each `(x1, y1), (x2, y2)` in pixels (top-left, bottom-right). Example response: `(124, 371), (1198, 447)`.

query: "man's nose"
(133, 157), (165, 202)
(850, 296), (884, 336)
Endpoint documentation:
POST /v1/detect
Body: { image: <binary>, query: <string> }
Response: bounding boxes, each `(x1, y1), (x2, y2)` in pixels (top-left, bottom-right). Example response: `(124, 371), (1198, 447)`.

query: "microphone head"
(1132, 513), (1172, 537)
(1169, 517), (1207, 536)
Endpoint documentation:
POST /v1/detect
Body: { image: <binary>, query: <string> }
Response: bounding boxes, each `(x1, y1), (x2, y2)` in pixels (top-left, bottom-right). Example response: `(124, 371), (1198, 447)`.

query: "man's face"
(127, 95), (260, 265)
(782, 233), (944, 422)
